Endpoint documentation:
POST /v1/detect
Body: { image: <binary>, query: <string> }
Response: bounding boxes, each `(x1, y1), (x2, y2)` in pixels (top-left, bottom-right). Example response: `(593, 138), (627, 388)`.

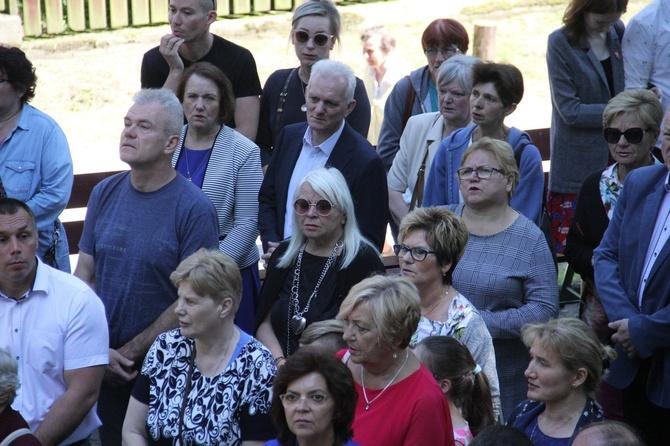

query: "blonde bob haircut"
(170, 248), (242, 313)
(461, 136), (520, 200)
(603, 89), (663, 142)
(398, 207), (468, 286)
(337, 275), (420, 350)
(522, 318), (617, 395)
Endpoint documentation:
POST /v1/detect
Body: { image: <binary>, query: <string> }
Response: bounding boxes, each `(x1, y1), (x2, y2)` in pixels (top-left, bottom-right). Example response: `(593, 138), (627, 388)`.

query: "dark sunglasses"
(294, 31), (332, 47)
(603, 127), (650, 144)
(294, 198), (334, 216)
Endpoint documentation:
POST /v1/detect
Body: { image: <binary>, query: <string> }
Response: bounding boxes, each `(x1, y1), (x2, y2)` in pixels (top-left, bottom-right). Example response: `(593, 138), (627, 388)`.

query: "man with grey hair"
(573, 421), (645, 446)
(259, 59), (388, 255)
(74, 88), (219, 445)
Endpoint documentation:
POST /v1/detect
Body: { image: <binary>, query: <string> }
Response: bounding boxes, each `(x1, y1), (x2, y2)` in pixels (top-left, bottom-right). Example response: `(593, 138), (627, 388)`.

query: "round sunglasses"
(294, 198), (335, 216)
(294, 30), (332, 47)
(603, 127), (650, 144)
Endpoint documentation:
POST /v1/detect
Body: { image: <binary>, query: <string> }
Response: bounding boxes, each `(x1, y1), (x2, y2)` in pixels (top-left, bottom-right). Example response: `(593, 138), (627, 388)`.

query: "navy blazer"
(258, 121), (388, 252)
(594, 164), (670, 408)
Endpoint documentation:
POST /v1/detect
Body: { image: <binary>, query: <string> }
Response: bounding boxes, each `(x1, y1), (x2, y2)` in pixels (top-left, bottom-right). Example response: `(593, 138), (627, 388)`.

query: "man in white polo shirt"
(0, 198), (108, 445)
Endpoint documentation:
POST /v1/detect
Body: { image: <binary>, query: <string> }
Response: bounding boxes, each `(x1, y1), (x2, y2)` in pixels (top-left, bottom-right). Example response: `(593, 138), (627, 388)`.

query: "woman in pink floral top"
(397, 206), (501, 419)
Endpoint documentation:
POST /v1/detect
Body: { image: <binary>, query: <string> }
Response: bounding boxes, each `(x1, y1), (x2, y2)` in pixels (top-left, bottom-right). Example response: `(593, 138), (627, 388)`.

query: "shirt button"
(14, 328), (18, 332)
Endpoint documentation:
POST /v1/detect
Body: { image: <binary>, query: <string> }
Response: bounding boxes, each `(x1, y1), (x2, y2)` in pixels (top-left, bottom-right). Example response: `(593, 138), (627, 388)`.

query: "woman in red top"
(337, 275), (455, 446)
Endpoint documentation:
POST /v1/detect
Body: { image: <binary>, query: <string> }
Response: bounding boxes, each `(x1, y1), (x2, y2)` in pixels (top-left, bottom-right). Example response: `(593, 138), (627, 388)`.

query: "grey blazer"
(547, 25), (624, 195)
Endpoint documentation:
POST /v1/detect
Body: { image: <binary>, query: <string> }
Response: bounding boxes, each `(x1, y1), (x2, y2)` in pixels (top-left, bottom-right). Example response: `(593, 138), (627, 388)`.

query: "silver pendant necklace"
(361, 349), (410, 410)
(285, 241), (342, 355)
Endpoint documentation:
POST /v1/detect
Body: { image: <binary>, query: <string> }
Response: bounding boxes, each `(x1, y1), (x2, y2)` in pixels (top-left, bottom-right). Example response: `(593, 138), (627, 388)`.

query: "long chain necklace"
(530, 408), (581, 441)
(285, 241), (342, 355)
(184, 147), (212, 181)
(361, 349), (409, 410)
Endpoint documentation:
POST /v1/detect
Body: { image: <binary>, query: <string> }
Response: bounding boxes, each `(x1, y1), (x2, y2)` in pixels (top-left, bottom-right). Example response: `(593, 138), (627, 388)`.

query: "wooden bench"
(61, 129), (580, 306)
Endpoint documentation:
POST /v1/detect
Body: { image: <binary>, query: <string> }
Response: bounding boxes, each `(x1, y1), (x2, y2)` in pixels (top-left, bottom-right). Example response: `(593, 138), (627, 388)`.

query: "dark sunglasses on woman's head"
(294, 31), (332, 47)
(294, 198), (334, 216)
(603, 127), (650, 144)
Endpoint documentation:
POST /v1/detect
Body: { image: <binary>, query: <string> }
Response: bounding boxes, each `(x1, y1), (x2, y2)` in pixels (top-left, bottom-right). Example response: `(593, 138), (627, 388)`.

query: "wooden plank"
(67, 0), (87, 31)
(22, 0), (42, 37)
(109, 0), (129, 28)
(253, 0), (270, 13)
(131, 0), (150, 25)
(216, 0), (229, 17)
(231, 0), (250, 14)
(149, 0), (168, 24)
(8, 0), (18, 15)
(88, 0), (108, 29)
(44, 0), (65, 34)
(271, 0), (292, 11)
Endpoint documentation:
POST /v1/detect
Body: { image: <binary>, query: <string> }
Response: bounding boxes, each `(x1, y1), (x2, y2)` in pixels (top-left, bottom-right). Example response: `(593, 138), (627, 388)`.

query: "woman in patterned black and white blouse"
(122, 249), (276, 445)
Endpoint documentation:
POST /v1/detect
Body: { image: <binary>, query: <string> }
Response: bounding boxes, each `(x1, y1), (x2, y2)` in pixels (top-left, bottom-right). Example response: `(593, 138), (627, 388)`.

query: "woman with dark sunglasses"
(255, 0), (371, 170)
(255, 167), (384, 362)
(565, 90), (662, 347)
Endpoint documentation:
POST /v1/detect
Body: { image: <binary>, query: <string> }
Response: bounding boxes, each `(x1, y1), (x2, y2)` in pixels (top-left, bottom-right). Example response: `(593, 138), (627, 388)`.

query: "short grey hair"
(309, 59), (356, 103)
(361, 26), (396, 54)
(0, 348), (20, 407)
(132, 88), (183, 137)
(437, 54), (481, 94)
(292, 0), (341, 43)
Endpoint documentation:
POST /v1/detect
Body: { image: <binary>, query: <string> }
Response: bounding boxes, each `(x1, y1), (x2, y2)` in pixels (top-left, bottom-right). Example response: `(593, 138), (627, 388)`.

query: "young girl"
(415, 336), (496, 445)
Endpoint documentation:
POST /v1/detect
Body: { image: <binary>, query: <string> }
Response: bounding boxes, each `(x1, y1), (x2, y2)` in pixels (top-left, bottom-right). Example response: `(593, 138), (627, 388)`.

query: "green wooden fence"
(0, 0), (302, 37)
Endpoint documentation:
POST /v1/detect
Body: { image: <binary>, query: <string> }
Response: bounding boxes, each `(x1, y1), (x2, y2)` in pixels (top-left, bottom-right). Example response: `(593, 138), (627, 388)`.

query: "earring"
(571, 383), (577, 388)
(392, 352), (398, 359)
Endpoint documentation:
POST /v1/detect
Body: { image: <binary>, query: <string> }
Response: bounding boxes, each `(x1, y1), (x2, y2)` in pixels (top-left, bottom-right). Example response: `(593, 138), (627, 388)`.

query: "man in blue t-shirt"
(74, 88), (219, 445)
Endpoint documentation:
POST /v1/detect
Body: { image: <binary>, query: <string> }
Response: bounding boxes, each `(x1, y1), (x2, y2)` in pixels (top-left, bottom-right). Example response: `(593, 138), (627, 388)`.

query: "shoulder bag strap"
(274, 68), (297, 143)
(401, 75), (416, 133)
(0, 428), (33, 446)
(408, 142), (431, 211)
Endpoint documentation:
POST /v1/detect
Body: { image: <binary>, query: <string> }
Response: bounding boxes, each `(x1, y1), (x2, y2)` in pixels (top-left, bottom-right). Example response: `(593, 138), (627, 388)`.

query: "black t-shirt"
(140, 34), (262, 129)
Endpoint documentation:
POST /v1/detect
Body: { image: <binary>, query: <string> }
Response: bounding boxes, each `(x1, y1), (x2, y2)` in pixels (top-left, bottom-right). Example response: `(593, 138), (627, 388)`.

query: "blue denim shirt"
(1, 103), (73, 271)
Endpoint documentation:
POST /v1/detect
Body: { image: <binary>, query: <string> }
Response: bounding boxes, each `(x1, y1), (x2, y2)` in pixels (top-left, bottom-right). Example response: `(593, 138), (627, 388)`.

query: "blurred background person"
(0, 348), (41, 446)
(397, 207), (500, 419)
(507, 318), (616, 445)
(572, 420), (646, 446)
(256, 0), (371, 168)
(424, 61), (544, 225)
(299, 319), (347, 356)
(416, 336), (496, 445)
(267, 348), (359, 446)
(565, 89), (662, 345)
(338, 275), (455, 446)
(469, 425), (533, 446)
(123, 249), (276, 445)
(0, 46), (73, 272)
(173, 62), (263, 334)
(377, 18), (469, 172)
(546, 0), (627, 254)
(360, 25), (408, 146)
(444, 137), (558, 418)
(388, 55), (479, 227)
(255, 167), (384, 360)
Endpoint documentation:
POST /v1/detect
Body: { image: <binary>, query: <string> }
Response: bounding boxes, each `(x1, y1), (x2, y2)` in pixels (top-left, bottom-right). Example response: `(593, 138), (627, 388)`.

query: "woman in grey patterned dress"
(447, 137), (559, 420)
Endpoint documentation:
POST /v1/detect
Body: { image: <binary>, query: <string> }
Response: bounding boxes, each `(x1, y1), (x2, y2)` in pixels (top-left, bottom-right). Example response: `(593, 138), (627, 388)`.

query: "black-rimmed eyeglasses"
(393, 244), (436, 261)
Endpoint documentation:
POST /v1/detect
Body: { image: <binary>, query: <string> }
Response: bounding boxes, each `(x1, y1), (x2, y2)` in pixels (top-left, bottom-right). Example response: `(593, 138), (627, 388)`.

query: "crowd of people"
(1, 0), (668, 444)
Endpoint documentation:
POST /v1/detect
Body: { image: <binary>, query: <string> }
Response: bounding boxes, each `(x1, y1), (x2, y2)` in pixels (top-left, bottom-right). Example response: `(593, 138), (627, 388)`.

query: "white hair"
(309, 59), (356, 103)
(0, 348), (19, 407)
(437, 54), (481, 93)
(277, 167), (375, 269)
